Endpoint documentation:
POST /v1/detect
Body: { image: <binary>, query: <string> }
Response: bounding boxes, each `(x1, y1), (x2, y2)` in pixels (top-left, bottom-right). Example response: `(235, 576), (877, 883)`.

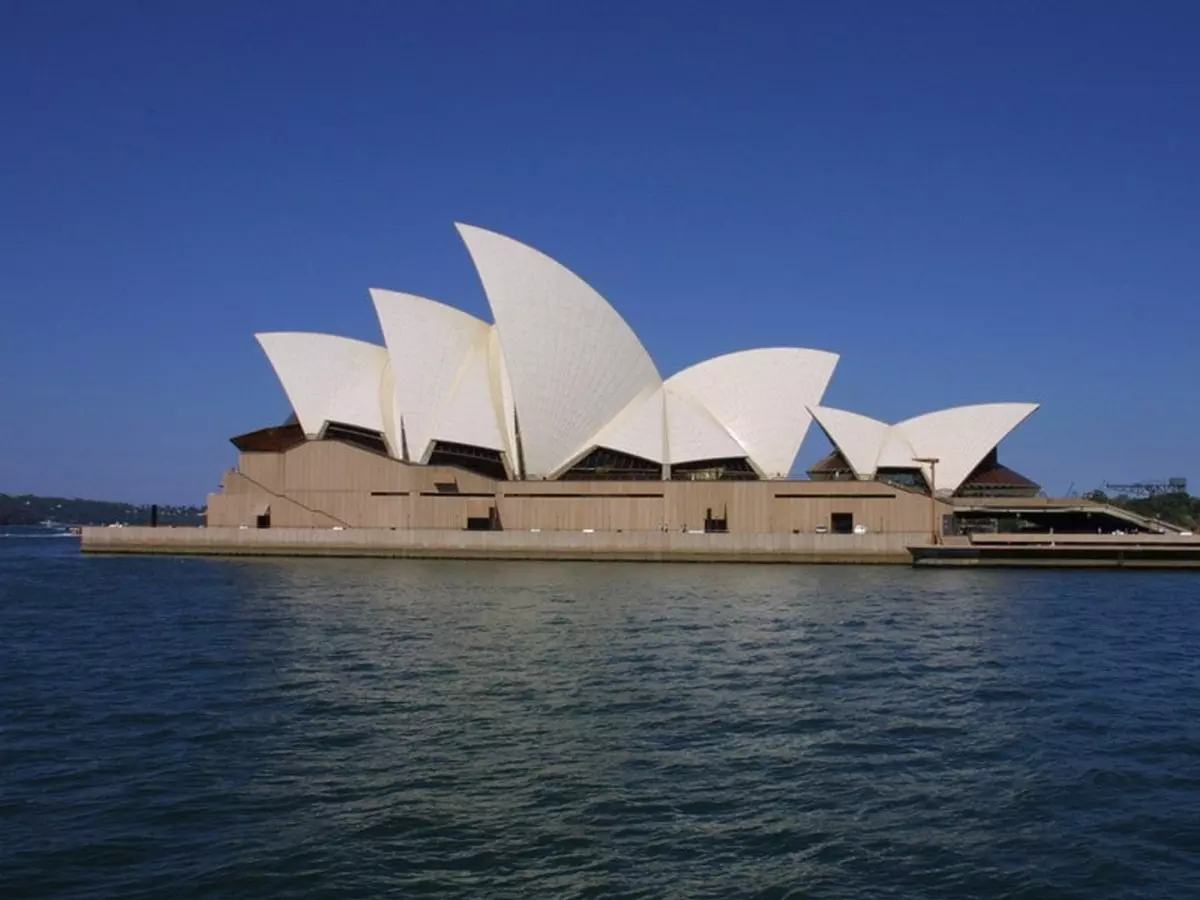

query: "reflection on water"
(2, 540), (1199, 898)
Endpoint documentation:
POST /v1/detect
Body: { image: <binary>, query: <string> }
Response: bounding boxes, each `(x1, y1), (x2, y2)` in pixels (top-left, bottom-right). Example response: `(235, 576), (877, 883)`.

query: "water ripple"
(1, 540), (1199, 898)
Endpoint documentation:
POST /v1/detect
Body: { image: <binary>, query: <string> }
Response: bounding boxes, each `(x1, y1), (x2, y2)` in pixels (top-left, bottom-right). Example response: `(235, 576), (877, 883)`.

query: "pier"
(909, 533), (1200, 569)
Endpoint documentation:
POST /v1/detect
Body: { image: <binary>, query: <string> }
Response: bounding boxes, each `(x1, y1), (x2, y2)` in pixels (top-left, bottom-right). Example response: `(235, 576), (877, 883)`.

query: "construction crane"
(1104, 477), (1188, 498)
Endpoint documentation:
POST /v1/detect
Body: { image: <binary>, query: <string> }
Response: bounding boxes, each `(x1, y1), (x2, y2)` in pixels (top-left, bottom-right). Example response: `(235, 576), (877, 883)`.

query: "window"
(465, 507), (502, 531)
(831, 512), (854, 534)
(670, 457), (758, 481)
(322, 421), (390, 456)
(561, 446), (661, 480)
(427, 441), (509, 480)
(704, 506), (729, 533)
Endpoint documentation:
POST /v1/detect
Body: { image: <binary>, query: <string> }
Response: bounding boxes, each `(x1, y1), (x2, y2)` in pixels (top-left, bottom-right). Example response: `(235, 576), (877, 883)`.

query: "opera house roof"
(252, 223), (1038, 490)
(808, 404), (1040, 495)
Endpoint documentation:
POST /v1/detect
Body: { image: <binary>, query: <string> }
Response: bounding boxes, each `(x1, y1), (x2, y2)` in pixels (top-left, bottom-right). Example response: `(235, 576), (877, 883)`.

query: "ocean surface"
(2, 532), (1198, 899)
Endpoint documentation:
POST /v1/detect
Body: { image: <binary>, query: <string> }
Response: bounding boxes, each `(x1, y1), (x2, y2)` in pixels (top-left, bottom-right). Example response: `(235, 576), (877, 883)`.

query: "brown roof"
(962, 461), (1039, 488)
(230, 423), (307, 453)
(808, 450), (853, 473)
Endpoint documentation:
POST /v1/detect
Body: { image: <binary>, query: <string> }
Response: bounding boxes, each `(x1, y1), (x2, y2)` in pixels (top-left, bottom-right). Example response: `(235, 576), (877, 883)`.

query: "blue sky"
(2, 1), (1197, 504)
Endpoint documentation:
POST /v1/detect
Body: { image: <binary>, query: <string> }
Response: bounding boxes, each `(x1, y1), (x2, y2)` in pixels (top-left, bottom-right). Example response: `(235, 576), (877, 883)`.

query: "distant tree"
(1083, 489), (1199, 530)
(1125, 492), (1199, 530)
(0, 494), (204, 527)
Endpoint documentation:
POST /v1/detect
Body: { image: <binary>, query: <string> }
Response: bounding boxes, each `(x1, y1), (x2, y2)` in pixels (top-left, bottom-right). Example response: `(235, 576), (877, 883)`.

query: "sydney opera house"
(206, 224), (1042, 538)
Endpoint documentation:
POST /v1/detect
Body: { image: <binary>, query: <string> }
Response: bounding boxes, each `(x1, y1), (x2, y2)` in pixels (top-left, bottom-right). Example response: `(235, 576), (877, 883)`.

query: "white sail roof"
(580, 386), (667, 466)
(370, 289), (499, 461)
(569, 382), (770, 469)
(423, 327), (509, 465)
(898, 403), (1040, 493)
(664, 387), (748, 465)
(810, 402), (1040, 493)
(253, 223), (1023, 489)
(457, 223), (662, 478)
(486, 327), (519, 465)
(808, 406), (891, 478)
(666, 348), (839, 476)
(256, 332), (389, 439)
(875, 427), (919, 471)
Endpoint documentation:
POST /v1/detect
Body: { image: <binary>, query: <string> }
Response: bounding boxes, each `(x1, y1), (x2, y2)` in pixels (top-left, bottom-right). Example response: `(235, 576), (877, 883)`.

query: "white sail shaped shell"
(370, 289), (494, 462)
(457, 223), (662, 478)
(666, 348), (839, 477)
(256, 332), (389, 438)
(664, 387), (749, 465)
(487, 327), (519, 464)
(424, 327), (509, 463)
(580, 386), (666, 465)
(256, 225), (1035, 493)
(379, 358), (398, 452)
(811, 402), (1039, 492)
(875, 428), (919, 472)
(809, 406), (890, 479)
(897, 403), (1040, 493)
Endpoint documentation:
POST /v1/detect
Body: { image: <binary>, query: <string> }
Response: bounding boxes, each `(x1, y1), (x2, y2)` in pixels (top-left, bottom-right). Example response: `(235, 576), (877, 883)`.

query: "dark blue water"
(2, 535), (1199, 898)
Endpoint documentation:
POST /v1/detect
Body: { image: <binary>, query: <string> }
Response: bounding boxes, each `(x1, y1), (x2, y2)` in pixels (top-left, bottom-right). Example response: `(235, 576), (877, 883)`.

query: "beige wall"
(84, 525), (927, 564)
(769, 487), (933, 535)
(207, 440), (951, 535)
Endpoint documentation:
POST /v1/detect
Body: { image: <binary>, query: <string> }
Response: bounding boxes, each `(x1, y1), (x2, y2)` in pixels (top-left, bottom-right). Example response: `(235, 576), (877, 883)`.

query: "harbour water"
(2, 533), (1198, 898)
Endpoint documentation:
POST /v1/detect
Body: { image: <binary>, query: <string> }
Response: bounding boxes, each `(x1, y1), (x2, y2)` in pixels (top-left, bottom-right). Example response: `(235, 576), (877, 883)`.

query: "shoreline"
(80, 526), (1200, 568)
(80, 525), (916, 564)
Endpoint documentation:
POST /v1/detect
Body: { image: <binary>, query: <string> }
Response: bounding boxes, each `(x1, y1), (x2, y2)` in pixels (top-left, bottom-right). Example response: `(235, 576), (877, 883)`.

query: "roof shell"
(253, 225), (1036, 489)
(370, 289), (499, 461)
(486, 327), (519, 464)
(897, 403), (1040, 493)
(664, 387), (749, 465)
(809, 406), (891, 478)
(666, 348), (839, 476)
(457, 223), (662, 478)
(255, 332), (390, 439)
(581, 386), (667, 467)
(810, 402), (1040, 493)
(424, 326), (510, 466)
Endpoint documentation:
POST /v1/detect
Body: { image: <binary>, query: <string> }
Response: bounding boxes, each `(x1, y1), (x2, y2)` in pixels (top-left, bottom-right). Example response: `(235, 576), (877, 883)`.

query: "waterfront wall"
(206, 440), (949, 536)
(81, 526), (926, 564)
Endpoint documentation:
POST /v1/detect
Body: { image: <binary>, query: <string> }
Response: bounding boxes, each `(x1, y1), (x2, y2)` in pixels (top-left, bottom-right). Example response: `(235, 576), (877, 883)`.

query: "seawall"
(80, 526), (922, 564)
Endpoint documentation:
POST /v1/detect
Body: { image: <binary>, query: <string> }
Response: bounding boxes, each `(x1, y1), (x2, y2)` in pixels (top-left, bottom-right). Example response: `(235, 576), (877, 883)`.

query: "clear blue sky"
(2, 1), (1197, 504)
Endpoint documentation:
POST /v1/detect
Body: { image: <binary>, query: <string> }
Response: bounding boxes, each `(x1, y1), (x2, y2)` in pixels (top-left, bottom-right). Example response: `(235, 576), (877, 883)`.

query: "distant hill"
(0, 494), (204, 527)
(1083, 490), (1199, 530)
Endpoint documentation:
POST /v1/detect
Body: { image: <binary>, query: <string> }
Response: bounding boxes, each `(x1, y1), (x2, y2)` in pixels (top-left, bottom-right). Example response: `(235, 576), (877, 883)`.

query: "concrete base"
(80, 526), (924, 564)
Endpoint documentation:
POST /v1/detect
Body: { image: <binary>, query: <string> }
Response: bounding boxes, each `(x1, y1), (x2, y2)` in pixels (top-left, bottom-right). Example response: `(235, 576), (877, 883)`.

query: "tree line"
(1082, 490), (1199, 530)
(0, 494), (205, 527)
